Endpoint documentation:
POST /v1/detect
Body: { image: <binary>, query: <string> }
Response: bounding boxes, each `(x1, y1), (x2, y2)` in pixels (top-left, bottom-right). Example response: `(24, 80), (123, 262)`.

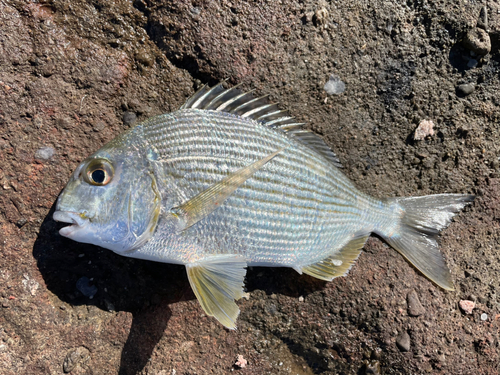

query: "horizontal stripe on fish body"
(137, 109), (378, 265)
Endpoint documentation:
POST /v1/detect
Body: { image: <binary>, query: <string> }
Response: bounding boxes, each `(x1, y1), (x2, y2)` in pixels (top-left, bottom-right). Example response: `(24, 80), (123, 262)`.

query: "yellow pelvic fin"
(173, 148), (285, 230)
(302, 235), (369, 281)
(186, 256), (247, 330)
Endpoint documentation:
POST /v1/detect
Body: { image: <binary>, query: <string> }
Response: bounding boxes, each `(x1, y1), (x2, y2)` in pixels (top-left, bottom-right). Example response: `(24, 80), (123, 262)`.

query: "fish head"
(53, 129), (161, 254)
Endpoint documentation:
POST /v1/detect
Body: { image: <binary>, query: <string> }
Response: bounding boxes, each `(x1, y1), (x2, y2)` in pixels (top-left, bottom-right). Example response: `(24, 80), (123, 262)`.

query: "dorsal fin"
(180, 82), (342, 168)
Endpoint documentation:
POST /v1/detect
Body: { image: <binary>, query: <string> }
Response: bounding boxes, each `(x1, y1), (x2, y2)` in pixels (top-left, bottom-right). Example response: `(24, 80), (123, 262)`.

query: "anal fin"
(302, 235), (369, 281)
(186, 256), (247, 329)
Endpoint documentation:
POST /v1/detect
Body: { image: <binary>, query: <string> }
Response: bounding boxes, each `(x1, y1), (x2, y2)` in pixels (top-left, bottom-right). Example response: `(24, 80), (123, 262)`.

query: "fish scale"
(53, 82), (474, 329)
(141, 109), (367, 265)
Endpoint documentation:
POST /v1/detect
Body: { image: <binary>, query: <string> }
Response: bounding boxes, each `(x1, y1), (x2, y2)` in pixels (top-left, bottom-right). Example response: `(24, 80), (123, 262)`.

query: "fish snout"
(53, 210), (90, 237)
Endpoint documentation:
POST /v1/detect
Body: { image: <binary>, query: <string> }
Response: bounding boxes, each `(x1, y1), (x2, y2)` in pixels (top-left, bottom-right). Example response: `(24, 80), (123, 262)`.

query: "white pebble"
(35, 146), (55, 160)
(298, 296), (304, 302)
(323, 74), (346, 95)
(481, 313), (488, 321)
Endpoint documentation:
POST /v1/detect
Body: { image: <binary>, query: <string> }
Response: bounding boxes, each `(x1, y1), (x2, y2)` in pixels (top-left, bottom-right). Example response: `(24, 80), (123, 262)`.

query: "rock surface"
(1, 0), (499, 374)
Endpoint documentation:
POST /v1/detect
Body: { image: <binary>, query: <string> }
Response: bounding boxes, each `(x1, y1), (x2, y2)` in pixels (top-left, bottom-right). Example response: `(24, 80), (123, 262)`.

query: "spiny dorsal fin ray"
(288, 130), (342, 167)
(217, 90), (255, 111)
(180, 82), (342, 168)
(186, 256), (247, 329)
(172, 148), (285, 230)
(232, 94), (270, 115)
(301, 235), (369, 281)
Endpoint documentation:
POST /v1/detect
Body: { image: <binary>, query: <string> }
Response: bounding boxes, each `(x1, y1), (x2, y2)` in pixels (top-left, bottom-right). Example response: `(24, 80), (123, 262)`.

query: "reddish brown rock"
(0, 0), (498, 374)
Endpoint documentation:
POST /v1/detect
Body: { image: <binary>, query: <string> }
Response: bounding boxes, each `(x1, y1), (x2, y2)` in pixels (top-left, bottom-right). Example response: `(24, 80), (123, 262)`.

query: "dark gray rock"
(407, 290), (425, 317)
(477, 6), (488, 30)
(456, 83), (475, 96)
(396, 332), (411, 352)
(123, 111), (137, 126)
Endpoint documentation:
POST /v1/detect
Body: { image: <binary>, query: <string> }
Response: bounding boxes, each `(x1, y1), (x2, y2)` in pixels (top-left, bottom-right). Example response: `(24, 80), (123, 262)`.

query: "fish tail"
(378, 194), (475, 290)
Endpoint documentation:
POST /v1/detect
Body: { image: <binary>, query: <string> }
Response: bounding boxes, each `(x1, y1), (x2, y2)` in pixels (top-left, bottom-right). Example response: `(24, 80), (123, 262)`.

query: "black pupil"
(91, 169), (106, 184)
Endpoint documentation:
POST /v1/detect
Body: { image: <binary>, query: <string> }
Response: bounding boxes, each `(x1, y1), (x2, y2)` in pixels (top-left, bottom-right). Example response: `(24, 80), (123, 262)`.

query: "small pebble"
(480, 313), (488, 321)
(459, 299), (475, 314)
(234, 354), (247, 368)
(63, 347), (90, 373)
(456, 83), (475, 96)
(135, 51), (154, 67)
(16, 218), (27, 228)
(298, 296), (304, 302)
(396, 332), (411, 352)
(123, 111), (137, 126)
(76, 277), (98, 299)
(362, 360), (381, 375)
(463, 28), (491, 55)
(413, 120), (434, 141)
(93, 121), (106, 132)
(323, 74), (346, 95)
(56, 116), (74, 129)
(35, 146), (55, 160)
(477, 6), (488, 30)
(190, 7), (201, 15)
(407, 290), (425, 317)
(314, 8), (329, 27)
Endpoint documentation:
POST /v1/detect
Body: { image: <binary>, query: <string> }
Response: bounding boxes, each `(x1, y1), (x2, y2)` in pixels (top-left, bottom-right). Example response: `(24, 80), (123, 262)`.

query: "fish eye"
(83, 158), (114, 186)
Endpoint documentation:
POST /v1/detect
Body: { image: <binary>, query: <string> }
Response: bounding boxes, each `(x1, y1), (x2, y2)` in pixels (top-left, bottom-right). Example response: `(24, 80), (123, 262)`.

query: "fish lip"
(53, 210), (88, 237)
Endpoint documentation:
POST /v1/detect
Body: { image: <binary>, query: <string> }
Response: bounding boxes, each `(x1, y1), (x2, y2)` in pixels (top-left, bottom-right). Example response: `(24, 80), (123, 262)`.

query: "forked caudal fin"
(380, 194), (475, 290)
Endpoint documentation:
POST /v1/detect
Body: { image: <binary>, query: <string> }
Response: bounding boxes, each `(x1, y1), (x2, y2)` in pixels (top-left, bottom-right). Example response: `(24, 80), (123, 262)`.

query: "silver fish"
(53, 83), (474, 328)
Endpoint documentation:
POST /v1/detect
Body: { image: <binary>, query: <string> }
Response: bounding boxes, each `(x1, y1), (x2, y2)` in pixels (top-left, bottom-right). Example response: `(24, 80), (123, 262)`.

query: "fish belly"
(141, 109), (381, 267)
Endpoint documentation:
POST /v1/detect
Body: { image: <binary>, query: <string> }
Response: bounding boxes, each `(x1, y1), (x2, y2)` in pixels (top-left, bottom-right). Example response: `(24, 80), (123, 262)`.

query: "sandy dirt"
(1, 0), (499, 374)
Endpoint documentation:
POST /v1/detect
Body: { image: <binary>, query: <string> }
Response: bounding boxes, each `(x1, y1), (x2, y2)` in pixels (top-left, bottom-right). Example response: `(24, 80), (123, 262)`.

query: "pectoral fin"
(186, 256), (247, 329)
(173, 148), (284, 230)
(302, 235), (369, 281)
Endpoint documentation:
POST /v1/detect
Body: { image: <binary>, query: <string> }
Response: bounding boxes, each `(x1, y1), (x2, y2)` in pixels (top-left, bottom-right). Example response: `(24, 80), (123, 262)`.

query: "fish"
(53, 82), (474, 329)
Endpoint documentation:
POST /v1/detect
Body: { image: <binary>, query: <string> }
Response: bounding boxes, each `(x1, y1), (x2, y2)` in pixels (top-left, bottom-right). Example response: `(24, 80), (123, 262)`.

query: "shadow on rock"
(246, 266), (327, 298)
(448, 42), (475, 72)
(33, 201), (189, 374)
(34, 202), (328, 373)
(118, 301), (172, 375)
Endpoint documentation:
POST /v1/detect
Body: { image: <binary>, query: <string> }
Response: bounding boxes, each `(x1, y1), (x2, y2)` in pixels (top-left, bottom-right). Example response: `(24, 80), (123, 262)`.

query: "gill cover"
(54, 126), (161, 253)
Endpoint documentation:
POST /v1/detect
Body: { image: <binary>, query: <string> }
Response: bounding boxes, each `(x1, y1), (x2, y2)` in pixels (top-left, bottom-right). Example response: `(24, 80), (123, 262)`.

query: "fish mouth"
(53, 211), (89, 237)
